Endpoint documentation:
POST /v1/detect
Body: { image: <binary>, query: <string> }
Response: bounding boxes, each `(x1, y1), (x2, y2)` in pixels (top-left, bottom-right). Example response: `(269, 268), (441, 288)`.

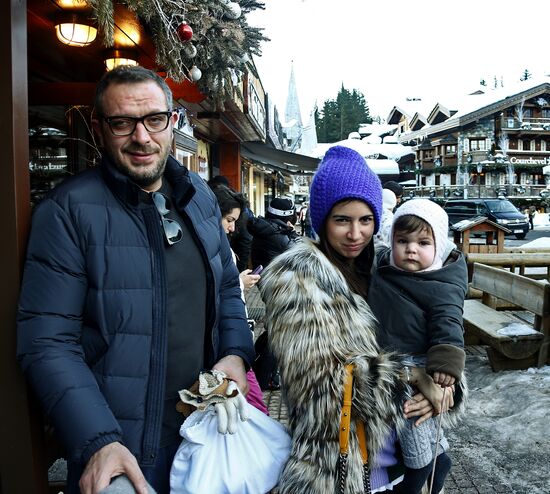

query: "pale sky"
(247, 0), (550, 123)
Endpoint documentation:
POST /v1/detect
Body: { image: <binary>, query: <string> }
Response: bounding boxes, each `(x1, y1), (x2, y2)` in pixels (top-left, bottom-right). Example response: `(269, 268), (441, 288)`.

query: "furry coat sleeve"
(260, 240), (409, 494)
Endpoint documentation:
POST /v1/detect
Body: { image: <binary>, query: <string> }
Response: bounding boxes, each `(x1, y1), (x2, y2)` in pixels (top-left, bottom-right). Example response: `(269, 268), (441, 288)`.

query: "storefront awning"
(241, 141), (320, 174)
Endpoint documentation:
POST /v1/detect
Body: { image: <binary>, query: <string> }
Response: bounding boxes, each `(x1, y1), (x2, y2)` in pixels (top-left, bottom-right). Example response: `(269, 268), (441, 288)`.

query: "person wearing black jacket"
(248, 197), (300, 268)
(17, 66), (253, 494)
(208, 175), (253, 271)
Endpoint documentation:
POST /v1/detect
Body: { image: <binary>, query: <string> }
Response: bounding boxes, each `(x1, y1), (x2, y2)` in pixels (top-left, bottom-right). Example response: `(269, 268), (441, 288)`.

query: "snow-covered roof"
(386, 98), (438, 124)
(311, 139), (414, 161)
(358, 123), (396, 137)
(391, 76), (550, 140)
(365, 159), (399, 176)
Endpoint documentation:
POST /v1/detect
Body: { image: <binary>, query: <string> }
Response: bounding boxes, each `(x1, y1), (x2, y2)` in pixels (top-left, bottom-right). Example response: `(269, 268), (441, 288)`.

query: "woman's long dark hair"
(316, 201), (375, 299)
(211, 185), (246, 216)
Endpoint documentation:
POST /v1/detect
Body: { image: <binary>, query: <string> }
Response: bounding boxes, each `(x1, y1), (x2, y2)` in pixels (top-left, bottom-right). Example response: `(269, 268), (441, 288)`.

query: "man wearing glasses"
(17, 66), (254, 493)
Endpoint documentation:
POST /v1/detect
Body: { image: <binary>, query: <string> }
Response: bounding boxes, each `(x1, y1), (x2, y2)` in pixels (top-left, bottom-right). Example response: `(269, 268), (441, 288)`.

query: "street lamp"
(464, 154), (473, 198)
(477, 163), (483, 198)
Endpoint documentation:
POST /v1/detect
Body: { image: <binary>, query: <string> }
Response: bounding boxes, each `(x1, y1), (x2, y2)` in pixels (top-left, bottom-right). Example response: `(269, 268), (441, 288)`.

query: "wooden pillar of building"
(218, 142), (242, 191)
(0, 0), (48, 492)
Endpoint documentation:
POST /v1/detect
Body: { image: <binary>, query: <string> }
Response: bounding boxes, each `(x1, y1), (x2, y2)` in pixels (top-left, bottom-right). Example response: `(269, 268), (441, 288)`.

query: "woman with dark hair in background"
(208, 176), (253, 271)
(210, 185), (268, 415)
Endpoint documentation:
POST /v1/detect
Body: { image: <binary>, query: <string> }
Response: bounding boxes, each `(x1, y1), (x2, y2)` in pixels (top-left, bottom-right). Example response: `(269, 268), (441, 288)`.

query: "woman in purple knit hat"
(259, 146), (464, 494)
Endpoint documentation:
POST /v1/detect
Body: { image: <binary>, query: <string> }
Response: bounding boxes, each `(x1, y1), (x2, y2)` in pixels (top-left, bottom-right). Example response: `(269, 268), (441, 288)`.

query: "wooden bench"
(463, 263), (549, 371)
(466, 252), (550, 281)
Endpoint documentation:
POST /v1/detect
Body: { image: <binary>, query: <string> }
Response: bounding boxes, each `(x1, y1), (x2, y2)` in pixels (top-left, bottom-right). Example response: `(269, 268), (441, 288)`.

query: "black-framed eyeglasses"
(152, 192), (183, 246)
(102, 111), (173, 136)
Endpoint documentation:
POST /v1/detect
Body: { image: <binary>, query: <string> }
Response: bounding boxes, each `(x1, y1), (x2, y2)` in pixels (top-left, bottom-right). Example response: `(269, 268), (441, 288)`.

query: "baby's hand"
(433, 371), (455, 387)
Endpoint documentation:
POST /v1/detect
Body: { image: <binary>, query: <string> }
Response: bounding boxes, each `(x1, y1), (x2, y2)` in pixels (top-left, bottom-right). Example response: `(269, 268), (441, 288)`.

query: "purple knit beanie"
(310, 146), (383, 234)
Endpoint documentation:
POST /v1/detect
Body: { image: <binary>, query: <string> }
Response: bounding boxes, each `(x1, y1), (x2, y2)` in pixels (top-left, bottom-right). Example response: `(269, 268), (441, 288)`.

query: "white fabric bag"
(170, 402), (291, 494)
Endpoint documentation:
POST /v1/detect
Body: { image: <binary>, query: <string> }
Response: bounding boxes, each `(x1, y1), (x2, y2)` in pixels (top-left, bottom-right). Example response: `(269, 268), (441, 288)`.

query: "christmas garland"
(86, 0), (268, 102)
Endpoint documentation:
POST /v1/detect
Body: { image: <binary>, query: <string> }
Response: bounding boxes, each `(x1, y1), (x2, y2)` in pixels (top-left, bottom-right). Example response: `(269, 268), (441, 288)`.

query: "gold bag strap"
(339, 363), (368, 464)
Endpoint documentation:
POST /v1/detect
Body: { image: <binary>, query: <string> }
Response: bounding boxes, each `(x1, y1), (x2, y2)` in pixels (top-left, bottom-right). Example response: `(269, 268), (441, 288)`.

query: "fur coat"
(260, 240), (466, 494)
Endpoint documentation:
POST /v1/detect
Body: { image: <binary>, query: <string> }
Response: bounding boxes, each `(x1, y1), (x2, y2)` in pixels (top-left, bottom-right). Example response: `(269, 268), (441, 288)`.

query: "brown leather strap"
(339, 364), (354, 454)
(338, 363), (369, 465)
(356, 420), (368, 464)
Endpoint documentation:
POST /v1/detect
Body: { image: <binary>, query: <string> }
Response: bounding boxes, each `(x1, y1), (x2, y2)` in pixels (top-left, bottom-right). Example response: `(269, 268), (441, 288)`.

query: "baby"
(368, 198), (468, 494)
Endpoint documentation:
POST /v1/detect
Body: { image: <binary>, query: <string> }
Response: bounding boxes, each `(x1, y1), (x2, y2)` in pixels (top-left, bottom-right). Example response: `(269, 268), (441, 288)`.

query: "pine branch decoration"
(84, 0), (268, 103)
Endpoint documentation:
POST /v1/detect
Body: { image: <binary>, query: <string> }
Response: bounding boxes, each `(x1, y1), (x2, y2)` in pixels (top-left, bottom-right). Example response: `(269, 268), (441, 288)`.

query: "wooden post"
(0, 1), (48, 492)
(218, 142), (242, 191)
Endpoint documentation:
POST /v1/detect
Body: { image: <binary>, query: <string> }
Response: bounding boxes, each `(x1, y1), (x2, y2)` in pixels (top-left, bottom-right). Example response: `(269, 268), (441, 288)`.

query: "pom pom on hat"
(309, 146), (382, 234)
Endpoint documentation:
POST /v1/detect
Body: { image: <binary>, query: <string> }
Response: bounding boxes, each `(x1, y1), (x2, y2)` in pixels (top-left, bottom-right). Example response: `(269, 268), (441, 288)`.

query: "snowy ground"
(447, 353), (550, 493)
(450, 222), (550, 492)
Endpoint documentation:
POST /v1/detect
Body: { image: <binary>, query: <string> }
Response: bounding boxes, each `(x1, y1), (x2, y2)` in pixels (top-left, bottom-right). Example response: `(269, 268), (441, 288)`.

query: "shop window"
(29, 126), (69, 207)
(469, 138), (486, 151)
(28, 105), (97, 207)
(175, 148), (196, 173)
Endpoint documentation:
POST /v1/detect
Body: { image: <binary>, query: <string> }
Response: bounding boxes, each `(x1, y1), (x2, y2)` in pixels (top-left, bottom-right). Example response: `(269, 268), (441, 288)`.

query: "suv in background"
(443, 198), (529, 239)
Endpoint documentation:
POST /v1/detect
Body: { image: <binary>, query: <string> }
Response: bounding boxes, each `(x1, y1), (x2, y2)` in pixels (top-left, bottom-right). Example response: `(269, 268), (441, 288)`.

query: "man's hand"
(79, 442), (149, 494)
(212, 355), (249, 395)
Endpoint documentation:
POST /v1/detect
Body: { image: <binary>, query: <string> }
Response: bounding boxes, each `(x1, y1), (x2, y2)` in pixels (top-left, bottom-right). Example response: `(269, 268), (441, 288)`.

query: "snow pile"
(448, 354), (550, 493)
(497, 323), (539, 336)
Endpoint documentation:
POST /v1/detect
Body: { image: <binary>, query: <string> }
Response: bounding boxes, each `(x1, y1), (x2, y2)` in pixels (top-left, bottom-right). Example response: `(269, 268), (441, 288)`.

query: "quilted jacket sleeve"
(17, 198), (122, 464)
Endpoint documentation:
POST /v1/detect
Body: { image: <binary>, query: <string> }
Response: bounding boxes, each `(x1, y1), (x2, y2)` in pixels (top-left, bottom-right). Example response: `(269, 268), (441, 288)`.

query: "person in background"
(259, 146), (463, 493)
(208, 175), (253, 272)
(383, 180), (404, 208)
(528, 205), (536, 230)
(17, 66), (253, 494)
(248, 197), (300, 268)
(298, 202), (308, 236)
(373, 188), (397, 249)
(210, 185), (269, 415)
(368, 198), (468, 494)
(303, 202), (316, 239)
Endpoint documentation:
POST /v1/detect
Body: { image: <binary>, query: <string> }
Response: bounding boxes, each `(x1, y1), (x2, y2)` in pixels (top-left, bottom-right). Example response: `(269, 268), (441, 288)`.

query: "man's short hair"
(383, 180), (404, 197)
(94, 65), (173, 116)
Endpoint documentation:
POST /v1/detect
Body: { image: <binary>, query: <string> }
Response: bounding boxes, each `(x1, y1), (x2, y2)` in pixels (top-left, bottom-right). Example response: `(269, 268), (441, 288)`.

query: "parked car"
(443, 198), (529, 239)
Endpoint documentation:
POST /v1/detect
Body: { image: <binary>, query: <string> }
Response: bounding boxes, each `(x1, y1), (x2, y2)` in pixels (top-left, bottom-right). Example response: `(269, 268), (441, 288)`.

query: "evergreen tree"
(520, 69), (532, 81)
(315, 85), (372, 142)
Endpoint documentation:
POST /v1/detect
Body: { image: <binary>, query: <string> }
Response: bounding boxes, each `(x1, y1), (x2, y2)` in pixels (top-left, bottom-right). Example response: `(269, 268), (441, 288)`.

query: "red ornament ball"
(176, 22), (193, 42)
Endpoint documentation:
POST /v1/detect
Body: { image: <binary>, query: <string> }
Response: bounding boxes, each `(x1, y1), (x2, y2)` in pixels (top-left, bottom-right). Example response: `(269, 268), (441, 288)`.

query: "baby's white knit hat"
(392, 199), (449, 269)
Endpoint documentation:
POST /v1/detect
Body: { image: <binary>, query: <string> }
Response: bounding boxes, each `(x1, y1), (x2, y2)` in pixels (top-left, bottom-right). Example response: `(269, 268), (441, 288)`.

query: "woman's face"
(325, 200), (375, 260)
(222, 207), (241, 234)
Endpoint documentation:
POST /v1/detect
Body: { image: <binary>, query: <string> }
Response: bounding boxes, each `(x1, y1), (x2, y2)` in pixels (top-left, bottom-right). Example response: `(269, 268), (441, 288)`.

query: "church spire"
(285, 61), (303, 127)
(284, 62), (304, 151)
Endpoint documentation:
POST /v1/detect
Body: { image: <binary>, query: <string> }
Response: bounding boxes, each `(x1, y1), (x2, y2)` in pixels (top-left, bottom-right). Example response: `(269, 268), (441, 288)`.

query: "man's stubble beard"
(109, 143), (171, 189)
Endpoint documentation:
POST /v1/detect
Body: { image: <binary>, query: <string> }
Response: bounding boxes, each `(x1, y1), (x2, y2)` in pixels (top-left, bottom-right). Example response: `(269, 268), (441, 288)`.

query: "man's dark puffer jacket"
(16, 155), (254, 467)
(248, 216), (300, 268)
